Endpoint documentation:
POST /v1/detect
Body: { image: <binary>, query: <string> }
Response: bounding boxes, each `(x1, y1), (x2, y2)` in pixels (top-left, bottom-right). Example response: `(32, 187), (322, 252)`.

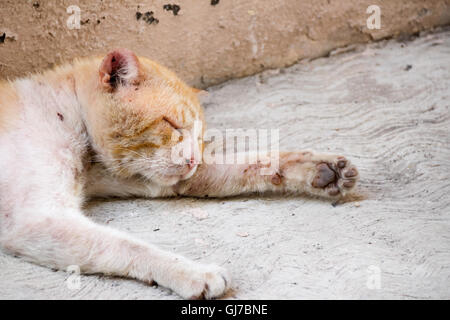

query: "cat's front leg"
(177, 151), (359, 198)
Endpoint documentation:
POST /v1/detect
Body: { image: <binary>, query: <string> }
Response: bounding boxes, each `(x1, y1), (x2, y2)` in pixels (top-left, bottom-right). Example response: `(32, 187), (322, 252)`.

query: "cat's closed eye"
(162, 116), (184, 142)
(163, 116), (181, 130)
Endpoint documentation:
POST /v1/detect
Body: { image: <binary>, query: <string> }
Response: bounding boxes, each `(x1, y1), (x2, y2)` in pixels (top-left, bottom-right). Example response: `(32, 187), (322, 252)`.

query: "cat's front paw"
(276, 152), (359, 198)
(311, 156), (358, 197)
(171, 263), (231, 299)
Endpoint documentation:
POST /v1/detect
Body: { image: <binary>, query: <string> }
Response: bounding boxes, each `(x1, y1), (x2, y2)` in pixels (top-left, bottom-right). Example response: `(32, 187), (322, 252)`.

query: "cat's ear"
(191, 87), (208, 96)
(99, 48), (141, 91)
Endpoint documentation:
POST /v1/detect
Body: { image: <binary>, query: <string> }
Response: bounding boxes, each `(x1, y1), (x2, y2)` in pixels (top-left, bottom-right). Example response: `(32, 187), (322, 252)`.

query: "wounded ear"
(99, 48), (141, 91)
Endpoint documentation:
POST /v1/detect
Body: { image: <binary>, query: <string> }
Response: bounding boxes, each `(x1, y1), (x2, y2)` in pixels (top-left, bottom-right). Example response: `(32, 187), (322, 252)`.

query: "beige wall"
(1, 0), (449, 87)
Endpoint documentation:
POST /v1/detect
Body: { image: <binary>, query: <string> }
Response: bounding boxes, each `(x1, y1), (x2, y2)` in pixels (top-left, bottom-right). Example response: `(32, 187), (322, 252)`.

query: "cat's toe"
(336, 157), (359, 193)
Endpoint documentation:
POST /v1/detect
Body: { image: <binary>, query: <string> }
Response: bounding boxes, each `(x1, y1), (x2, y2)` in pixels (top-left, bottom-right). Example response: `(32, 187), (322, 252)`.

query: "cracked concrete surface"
(1, 30), (449, 299)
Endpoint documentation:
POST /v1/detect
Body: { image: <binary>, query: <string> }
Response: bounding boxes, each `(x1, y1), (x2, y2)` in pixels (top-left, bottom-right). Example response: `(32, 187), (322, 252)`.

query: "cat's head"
(79, 48), (205, 186)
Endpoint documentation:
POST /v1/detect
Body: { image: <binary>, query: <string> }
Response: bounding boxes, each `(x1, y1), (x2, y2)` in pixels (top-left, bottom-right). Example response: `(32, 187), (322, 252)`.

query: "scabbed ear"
(99, 48), (141, 91)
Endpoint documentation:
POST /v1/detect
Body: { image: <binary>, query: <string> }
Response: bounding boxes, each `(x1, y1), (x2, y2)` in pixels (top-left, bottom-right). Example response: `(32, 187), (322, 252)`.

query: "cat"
(0, 48), (358, 299)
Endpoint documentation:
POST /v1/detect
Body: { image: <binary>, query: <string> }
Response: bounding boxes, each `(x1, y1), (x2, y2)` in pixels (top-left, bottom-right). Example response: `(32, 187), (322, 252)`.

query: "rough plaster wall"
(0, 0), (449, 87)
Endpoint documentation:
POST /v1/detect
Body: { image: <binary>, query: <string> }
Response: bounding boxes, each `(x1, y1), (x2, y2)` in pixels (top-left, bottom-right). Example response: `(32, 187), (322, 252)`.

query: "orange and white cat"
(0, 49), (358, 299)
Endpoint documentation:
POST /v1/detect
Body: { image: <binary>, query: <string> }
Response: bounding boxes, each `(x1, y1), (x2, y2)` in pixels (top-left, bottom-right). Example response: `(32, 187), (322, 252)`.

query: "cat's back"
(0, 66), (83, 139)
(0, 69), (87, 171)
(0, 75), (54, 135)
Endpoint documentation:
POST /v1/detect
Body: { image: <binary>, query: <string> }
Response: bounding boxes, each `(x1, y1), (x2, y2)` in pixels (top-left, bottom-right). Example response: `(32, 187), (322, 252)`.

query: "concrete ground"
(1, 30), (449, 299)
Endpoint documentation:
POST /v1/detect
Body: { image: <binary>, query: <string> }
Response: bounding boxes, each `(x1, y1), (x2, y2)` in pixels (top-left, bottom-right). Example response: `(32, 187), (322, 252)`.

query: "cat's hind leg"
(0, 209), (229, 299)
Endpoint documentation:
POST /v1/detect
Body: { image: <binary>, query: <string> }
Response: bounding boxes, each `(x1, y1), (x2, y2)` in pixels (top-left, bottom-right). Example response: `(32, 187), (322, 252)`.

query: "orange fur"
(66, 50), (205, 182)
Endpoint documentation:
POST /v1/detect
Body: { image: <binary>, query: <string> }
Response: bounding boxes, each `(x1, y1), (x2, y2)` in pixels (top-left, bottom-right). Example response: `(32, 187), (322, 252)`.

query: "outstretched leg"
(176, 151), (359, 198)
(0, 208), (229, 299)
